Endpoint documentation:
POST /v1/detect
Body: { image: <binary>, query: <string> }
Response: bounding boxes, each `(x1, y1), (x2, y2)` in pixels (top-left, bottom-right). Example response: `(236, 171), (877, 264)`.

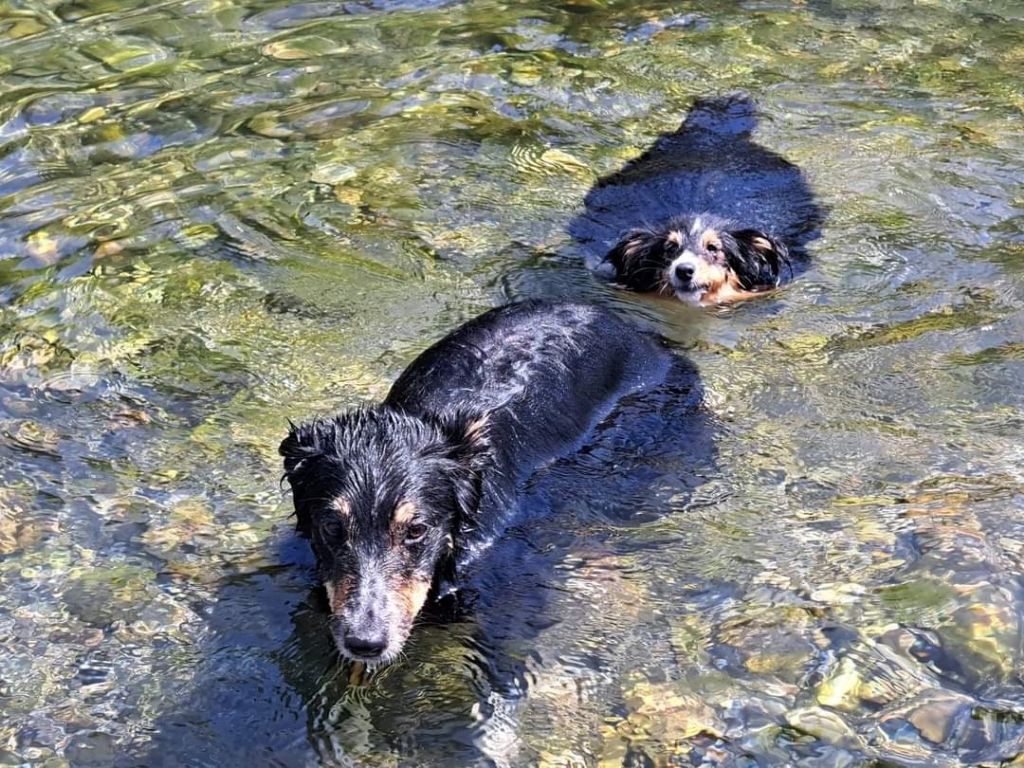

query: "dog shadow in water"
(124, 354), (717, 767)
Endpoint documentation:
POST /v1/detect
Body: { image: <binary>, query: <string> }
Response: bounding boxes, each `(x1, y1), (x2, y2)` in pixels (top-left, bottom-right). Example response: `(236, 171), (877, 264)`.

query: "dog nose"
(674, 263), (695, 282)
(344, 632), (388, 658)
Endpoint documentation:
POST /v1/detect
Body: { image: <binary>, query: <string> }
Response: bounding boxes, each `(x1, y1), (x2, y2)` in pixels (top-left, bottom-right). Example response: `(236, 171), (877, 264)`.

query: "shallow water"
(1, 1), (1024, 766)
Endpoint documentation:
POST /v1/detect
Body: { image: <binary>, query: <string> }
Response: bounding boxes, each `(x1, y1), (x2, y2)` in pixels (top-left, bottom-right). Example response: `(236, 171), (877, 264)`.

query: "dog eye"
(706, 242), (719, 253)
(320, 516), (345, 539)
(404, 523), (429, 545)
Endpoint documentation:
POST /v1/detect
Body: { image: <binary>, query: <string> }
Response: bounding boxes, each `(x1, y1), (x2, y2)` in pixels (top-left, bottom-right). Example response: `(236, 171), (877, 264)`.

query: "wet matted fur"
(280, 301), (672, 665)
(570, 93), (824, 305)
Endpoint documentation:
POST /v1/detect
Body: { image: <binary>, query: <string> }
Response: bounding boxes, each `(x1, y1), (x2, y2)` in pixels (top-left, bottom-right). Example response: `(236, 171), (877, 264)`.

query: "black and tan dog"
(280, 301), (673, 665)
(570, 94), (823, 305)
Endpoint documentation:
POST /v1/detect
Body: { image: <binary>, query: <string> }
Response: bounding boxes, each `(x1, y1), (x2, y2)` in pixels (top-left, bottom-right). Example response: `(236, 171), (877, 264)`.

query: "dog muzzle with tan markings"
(280, 406), (491, 667)
(317, 502), (426, 664)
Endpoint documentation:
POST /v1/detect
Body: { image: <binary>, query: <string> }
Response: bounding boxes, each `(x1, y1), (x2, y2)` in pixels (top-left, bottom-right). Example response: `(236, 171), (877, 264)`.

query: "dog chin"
(672, 286), (707, 305)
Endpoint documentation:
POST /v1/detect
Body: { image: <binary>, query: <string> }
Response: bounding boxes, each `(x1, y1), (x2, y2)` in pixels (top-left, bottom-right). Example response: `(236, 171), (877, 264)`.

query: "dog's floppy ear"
(432, 409), (498, 588)
(434, 410), (494, 520)
(279, 420), (325, 535)
(279, 420), (321, 478)
(726, 229), (789, 290)
(604, 228), (673, 292)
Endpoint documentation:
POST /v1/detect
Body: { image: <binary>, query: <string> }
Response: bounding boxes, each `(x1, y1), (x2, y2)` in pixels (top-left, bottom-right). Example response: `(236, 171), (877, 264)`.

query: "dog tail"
(677, 93), (756, 138)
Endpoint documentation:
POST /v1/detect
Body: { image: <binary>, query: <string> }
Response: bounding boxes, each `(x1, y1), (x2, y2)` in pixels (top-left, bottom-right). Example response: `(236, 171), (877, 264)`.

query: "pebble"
(905, 692), (967, 744)
(785, 707), (864, 750)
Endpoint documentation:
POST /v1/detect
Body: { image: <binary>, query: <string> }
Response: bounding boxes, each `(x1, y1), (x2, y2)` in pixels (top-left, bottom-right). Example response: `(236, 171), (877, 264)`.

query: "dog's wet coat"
(281, 301), (672, 664)
(570, 94), (823, 304)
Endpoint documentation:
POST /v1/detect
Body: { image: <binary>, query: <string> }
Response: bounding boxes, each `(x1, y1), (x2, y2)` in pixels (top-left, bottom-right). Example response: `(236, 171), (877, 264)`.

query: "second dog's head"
(605, 214), (789, 305)
(280, 406), (490, 665)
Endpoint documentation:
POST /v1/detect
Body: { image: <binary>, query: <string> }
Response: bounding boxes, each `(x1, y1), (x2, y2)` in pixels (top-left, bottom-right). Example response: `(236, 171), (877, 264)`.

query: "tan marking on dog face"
(331, 497), (350, 517)
(666, 230), (684, 247)
(700, 229), (724, 254)
(394, 575), (432, 627)
(701, 271), (772, 305)
(325, 578), (352, 614)
(750, 236), (773, 252)
(393, 501), (417, 527)
(690, 260), (731, 295)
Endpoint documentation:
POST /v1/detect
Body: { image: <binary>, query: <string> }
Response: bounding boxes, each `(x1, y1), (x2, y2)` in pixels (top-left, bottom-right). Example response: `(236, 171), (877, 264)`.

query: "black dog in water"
(570, 93), (823, 305)
(280, 301), (673, 665)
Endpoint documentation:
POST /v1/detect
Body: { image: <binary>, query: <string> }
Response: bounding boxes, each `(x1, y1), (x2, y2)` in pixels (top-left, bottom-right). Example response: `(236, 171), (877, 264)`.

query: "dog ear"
(279, 420), (320, 477)
(726, 229), (789, 290)
(431, 409), (502, 587)
(279, 420), (324, 535)
(434, 410), (493, 521)
(604, 228), (673, 292)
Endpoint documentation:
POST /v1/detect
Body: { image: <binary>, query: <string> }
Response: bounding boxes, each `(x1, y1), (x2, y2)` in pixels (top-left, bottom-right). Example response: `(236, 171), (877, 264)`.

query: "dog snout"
(674, 262), (695, 283)
(336, 603), (394, 660)
(343, 629), (389, 659)
(670, 252), (701, 287)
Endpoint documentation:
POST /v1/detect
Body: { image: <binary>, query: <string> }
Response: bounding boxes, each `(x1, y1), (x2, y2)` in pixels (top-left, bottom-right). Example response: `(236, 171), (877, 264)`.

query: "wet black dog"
(280, 301), (672, 665)
(570, 94), (823, 305)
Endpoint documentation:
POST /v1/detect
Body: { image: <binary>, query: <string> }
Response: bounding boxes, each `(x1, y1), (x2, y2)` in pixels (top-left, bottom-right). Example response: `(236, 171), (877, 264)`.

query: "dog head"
(606, 214), (788, 305)
(280, 406), (490, 665)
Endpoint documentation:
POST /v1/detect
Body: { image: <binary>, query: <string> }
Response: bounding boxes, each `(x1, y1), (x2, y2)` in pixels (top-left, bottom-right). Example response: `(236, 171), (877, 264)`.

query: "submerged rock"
(903, 692), (968, 744)
(816, 656), (863, 710)
(939, 597), (1020, 683)
(62, 565), (156, 628)
(599, 678), (725, 762)
(785, 706), (865, 750)
(63, 731), (116, 766)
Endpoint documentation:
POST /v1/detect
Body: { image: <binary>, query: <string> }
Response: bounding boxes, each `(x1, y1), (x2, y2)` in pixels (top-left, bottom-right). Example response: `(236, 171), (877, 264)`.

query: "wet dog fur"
(280, 301), (671, 665)
(570, 93), (823, 305)
(607, 213), (789, 305)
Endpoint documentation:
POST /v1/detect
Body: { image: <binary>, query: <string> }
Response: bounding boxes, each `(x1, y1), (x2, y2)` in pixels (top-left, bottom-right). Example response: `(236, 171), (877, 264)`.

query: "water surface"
(1, 1), (1024, 766)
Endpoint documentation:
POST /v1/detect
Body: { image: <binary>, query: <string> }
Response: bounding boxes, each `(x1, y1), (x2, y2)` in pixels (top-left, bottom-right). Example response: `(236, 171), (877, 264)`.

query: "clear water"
(1, 1), (1024, 766)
